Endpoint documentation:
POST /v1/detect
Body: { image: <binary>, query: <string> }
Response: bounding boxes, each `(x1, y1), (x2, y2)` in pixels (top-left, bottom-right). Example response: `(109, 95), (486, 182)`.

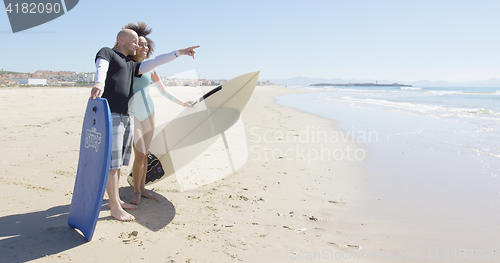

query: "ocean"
(275, 85), (500, 226)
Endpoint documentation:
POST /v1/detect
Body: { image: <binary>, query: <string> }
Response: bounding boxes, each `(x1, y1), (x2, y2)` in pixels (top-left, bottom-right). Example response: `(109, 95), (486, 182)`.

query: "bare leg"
(130, 114), (156, 204)
(106, 169), (135, 221)
(140, 113), (156, 199)
(130, 144), (146, 205)
(139, 124), (156, 199)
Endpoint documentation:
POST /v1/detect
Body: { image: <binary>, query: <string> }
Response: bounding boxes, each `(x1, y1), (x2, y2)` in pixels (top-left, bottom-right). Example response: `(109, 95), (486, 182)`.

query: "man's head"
(114, 29), (139, 56)
(124, 21), (155, 59)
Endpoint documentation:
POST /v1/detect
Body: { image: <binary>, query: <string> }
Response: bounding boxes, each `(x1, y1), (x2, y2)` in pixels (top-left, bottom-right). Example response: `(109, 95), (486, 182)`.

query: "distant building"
(83, 72), (95, 83)
(11, 78), (47, 85)
(0, 80), (18, 86)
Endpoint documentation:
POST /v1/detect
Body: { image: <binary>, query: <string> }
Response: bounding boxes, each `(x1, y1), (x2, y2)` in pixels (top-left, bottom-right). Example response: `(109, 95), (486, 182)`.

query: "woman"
(125, 22), (197, 204)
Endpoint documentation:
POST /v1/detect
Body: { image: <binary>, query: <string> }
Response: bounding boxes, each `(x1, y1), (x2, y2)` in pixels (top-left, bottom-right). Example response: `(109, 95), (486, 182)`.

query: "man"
(91, 28), (198, 221)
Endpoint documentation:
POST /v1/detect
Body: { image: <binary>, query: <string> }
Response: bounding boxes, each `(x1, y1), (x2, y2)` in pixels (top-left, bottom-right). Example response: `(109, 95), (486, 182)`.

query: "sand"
(4, 85), (495, 262)
(0, 85), (381, 262)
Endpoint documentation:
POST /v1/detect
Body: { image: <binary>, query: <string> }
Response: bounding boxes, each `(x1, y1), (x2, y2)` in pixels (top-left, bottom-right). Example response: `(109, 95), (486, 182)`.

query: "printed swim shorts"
(110, 113), (134, 170)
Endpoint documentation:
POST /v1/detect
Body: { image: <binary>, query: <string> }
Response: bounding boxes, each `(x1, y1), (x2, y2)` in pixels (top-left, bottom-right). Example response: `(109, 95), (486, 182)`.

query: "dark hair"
(124, 21), (155, 58)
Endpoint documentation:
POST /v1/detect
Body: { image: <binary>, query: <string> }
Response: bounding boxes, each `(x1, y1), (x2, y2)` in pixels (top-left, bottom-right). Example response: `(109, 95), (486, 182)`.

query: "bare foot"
(109, 201), (136, 210)
(130, 193), (141, 205)
(141, 190), (157, 200)
(109, 206), (135, 221)
(119, 200), (137, 210)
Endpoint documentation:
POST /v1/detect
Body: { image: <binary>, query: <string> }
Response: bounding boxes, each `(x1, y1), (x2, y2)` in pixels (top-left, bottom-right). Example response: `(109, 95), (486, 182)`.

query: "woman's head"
(135, 36), (149, 62)
(124, 21), (155, 60)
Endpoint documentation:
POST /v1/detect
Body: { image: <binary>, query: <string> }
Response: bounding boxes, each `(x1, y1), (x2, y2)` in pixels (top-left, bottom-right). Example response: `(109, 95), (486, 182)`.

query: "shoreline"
(3, 85), (497, 262)
(274, 87), (500, 262)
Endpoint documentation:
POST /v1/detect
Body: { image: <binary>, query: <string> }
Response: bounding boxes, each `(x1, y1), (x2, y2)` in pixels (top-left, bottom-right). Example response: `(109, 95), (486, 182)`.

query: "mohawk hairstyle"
(124, 21), (155, 58)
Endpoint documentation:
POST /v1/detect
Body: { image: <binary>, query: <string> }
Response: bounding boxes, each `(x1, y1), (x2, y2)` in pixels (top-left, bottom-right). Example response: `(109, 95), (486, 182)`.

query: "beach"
(276, 85), (500, 262)
(0, 86), (369, 262)
(1, 85), (499, 262)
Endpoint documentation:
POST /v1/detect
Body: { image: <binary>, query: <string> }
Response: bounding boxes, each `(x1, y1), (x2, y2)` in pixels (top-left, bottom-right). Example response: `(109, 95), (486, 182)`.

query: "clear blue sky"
(1, 0), (499, 82)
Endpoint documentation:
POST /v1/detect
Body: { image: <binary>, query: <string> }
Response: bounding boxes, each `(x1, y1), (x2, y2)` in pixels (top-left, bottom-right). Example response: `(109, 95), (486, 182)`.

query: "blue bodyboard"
(68, 98), (112, 241)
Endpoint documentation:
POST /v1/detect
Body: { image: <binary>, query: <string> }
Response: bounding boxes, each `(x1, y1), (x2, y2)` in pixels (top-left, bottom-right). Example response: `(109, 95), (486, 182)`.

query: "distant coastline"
(310, 83), (412, 87)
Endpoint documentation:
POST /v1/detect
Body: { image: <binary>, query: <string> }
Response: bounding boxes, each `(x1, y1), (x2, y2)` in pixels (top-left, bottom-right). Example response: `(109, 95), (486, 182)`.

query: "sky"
(1, 0), (499, 82)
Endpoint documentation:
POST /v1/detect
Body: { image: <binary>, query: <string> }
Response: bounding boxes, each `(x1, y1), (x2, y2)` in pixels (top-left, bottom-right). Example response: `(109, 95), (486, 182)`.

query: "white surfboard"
(128, 71), (259, 189)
